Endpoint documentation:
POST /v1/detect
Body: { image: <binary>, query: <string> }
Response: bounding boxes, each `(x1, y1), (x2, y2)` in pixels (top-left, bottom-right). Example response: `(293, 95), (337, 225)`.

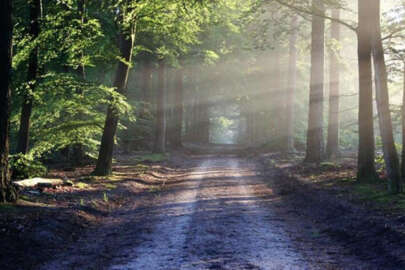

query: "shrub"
(9, 154), (47, 180)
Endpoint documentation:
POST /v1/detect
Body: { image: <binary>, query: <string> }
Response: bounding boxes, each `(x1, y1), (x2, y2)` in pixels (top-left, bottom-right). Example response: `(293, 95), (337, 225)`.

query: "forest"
(2, 0), (405, 269)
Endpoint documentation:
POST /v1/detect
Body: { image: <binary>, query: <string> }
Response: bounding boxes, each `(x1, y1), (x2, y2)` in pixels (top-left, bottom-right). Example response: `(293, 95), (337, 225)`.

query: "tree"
(305, 0), (325, 163)
(326, 9), (341, 159)
(16, 0), (41, 154)
(154, 60), (167, 153)
(370, 0), (402, 193)
(283, 16), (298, 153)
(0, 0), (18, 202)
(357, 0), (378, 181)
(171, 66), (184, 148)
(402, 63), (405, 181)
(94, 23), (136, 175)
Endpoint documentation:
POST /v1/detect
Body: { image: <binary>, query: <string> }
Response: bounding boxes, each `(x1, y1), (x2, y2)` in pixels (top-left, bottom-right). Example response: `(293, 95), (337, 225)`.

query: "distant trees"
(305, 0), (325, 163)
(283, 16), (298, 153)
(153, 61), (167, 153)
(0, 0), (18, 202)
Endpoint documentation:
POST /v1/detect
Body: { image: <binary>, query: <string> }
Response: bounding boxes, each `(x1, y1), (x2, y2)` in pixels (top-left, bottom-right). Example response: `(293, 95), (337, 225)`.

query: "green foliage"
(9, 154), (47, 180)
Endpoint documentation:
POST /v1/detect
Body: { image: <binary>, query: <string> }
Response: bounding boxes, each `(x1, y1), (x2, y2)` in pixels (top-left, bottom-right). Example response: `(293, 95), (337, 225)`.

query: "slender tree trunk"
(172, 67), (184, 148)
(370, 0), (401, 193)
(94, 31), (135, 176)
(141, 60), (152, 114)
(0, 0), (18, 202)
(153, 61), (166, 153)
(73, 0), (86, 165)
(16, 0), (41, 154)
(401, 63), (405, 181)
(284, 16), (298, 153)
(357, 0), (378, 181)
(305, 0), (325, 163)
(326, 9), (341, 159)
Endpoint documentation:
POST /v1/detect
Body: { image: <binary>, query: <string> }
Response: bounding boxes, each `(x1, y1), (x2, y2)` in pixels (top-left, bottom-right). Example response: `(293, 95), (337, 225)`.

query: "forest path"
(40, 156), (367, 270)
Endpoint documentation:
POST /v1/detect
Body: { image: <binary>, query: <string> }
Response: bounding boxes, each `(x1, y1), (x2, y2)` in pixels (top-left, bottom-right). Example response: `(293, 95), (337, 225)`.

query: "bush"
(9, 154), (47, 180)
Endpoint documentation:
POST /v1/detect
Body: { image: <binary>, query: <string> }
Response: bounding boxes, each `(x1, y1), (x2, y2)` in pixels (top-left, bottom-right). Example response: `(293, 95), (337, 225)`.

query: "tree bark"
(370, 0), (401, 193)
(172, 67), (184, 148)
(326, 9), (341, 159)
(94, 31), (135, 176)
(153, 61), (166, 153)
(402, 63), (405, 181)
(16, 0), (41, 154)
(283, 16), (298, 153)
(141, 60), (152, 114)
(0, 0), (18, 202)
(357, 0), (378, 181)
(72, 0), (86, 166)
(305, 0), (325, 163)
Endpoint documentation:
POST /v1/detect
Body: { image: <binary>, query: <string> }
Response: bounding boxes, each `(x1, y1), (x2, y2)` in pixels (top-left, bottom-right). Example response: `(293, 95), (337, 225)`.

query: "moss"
(351, 182), (405, 211)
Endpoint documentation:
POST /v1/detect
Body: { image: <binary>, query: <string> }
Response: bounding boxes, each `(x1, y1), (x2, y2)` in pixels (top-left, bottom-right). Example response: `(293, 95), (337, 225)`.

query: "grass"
(349, 182), (405, 211)
(0, 204), (17, 212)
(75, 182), (90, 189)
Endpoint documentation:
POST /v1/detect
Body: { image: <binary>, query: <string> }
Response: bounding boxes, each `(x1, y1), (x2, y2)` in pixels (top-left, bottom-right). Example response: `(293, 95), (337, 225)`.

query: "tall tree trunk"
(141, 60), (152, 115)
(326, 9), (341, 159)
(0, 0), (18, 202)
(73, 0), (86, 166)
(94, 31), (135, 176)
(357, 0), (378, 181)
(172, 67), (184, 148)
(153, 61), (166, 153)
(370, 0), (401, 193)
(16, 0), (41, 154)
(401, 63), (405, 181)
(305, 0), (325, 163)
(284, 16), (298, 153)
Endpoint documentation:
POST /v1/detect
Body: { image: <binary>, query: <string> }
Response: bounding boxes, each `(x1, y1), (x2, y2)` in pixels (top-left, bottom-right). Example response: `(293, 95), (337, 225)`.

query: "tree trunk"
(305, 0), (325, 163)
(172, 67), (184, 148)
(72, 0), (86, 166)
(0, 0), (18, 202)
(402, 63), (405, 181)
(326, 9), (341, 159)
(370, 0), (401, 193)
(141, 60), (152, 114)
(94, 31), (135, 176)
(153, 61), (166, 153)
(284, 16), (298, 153)
(16, 0), (41, 154)
(357, 0), (378, 181)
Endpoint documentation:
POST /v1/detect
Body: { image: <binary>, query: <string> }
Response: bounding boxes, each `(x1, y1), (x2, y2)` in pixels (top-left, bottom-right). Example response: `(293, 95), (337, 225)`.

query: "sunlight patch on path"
(109, 161), (212, 270)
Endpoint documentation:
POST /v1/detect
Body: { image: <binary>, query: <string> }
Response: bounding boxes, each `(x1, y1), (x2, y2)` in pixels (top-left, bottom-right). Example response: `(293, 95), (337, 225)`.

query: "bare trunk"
(305, 0), (325, 163)
(94, 31), (135, 176)
(172, 67), (184, 148)
(0, 0), (18, 202)
(326, 9), (341, 159)
(357, 0), (378, 181)
(17, 0), (41, 154)
(153, 61), (166, 153)
(402, 64), (405, 180)
(284, 16), (298, 153)
(371, 0), (401, 193)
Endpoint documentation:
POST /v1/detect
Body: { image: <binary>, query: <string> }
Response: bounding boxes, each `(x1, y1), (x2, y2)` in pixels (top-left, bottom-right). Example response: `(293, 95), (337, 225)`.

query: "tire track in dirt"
(109, 161), (212, 270)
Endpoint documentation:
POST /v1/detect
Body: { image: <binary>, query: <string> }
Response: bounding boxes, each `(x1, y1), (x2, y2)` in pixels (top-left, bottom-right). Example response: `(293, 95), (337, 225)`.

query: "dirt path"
(39, 156), (374, 270)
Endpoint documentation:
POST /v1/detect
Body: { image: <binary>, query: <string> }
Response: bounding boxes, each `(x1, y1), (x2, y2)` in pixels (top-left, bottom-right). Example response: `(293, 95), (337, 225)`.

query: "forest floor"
(1, 148), (405, 270)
